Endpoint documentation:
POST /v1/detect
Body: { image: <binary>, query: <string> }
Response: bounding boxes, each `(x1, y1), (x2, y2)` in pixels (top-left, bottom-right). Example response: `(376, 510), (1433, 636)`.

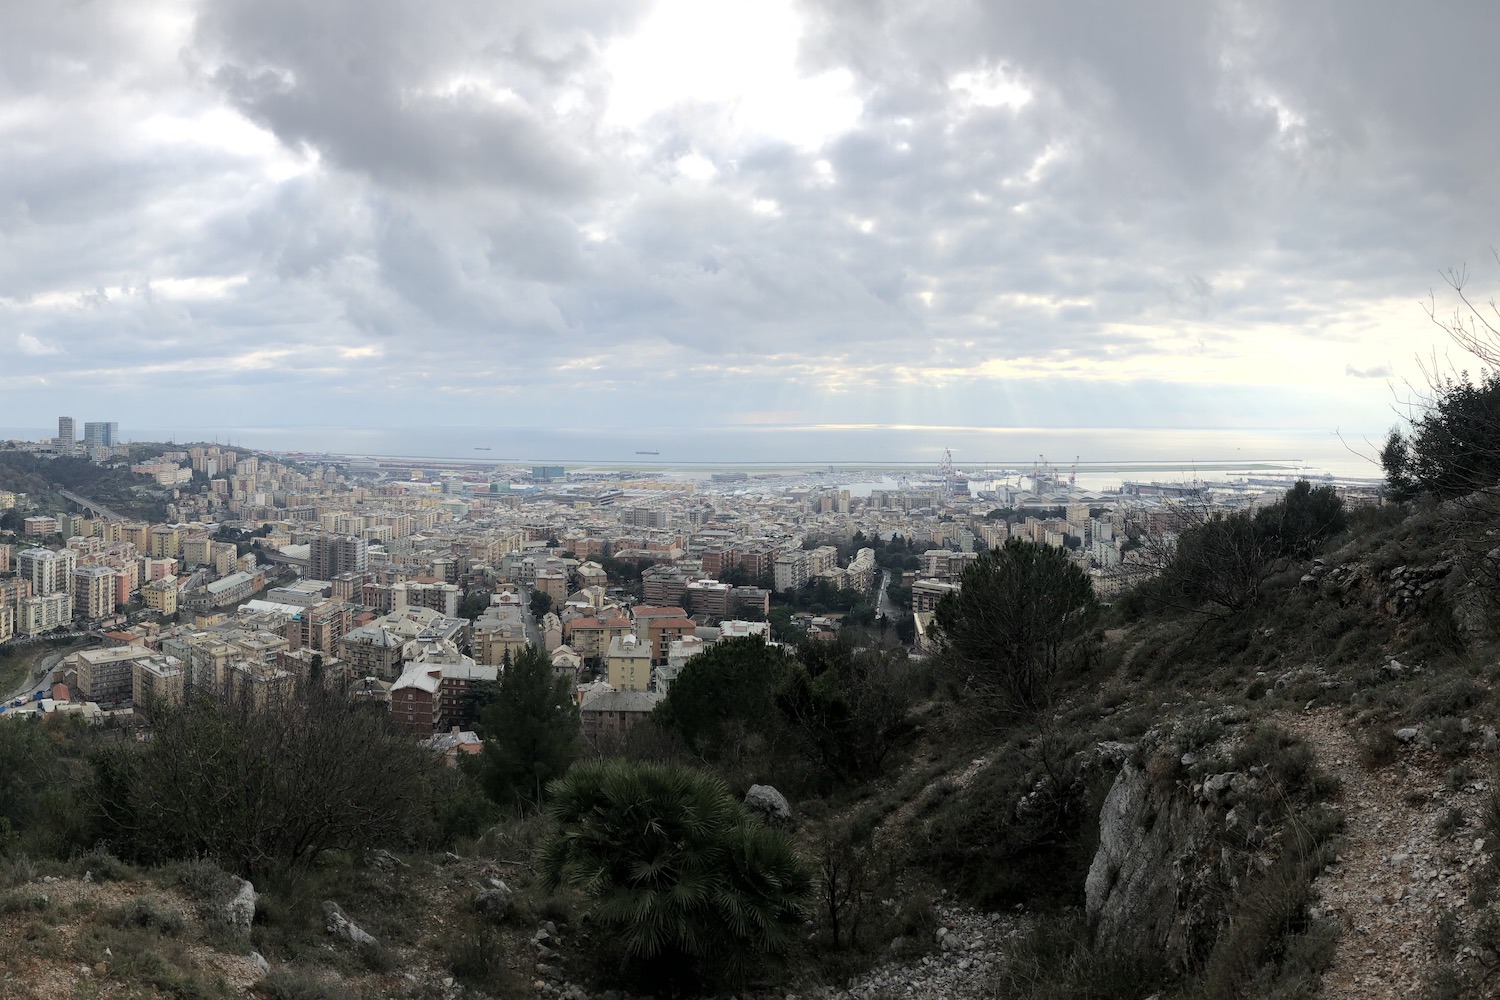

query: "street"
(518, 584), (544, 649)
(2, 648), (68, 706)
(875, 569), (897, 620)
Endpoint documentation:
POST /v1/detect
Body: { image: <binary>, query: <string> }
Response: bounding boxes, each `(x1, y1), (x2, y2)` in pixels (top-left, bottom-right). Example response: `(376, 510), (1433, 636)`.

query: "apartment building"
(132, 655), (186, 712)
(340, 623), (407, 681)
(683, 579), (731, 618)
(72, 565), (116, 621)
(287, 600), (355, 654)
(564, 614), (633, 662)
(21, 517), (59, 538)
(142, 578), (178, 616)
(17, 594), (70, 635)
(71, 646), (156, 703)
(18, 547), (76, 596)
(148, 526), (181, 559)
(605, 634), (652, 692)
(310, 535), (368, 580)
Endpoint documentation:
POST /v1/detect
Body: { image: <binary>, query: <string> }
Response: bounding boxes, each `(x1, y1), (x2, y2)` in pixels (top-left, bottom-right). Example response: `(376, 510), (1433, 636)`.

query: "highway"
(54, 486), (123, 522)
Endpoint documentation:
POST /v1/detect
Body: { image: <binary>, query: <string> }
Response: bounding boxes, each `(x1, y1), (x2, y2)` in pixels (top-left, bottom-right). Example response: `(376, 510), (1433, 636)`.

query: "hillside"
(0, 451), (168, 524)
(3, 496), (1499, 999)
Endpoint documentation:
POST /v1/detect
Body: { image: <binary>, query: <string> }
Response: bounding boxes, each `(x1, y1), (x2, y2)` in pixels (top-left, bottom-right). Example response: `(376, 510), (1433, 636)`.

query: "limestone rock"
(475, 885), (512, 920)
(744, 784), (793, 824)
(1086, 763), (1206, 968)
(323, 900), (378, 946)
(224, 879), (257, 940)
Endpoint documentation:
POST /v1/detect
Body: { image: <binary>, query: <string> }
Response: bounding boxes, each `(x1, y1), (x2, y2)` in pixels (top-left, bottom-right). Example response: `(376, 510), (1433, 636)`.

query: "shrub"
(539, 760), (811, 992)
(912, 729), (1110, 908)
(991, 914), (1171, 1000)
(163, 858), (239, 916)
(0, 891), (50, 914)
(72, 845), (134, 882)
(1186, 837), (1337, 999)
(1, 853), (37, 887)
(447, 926), (517, 991)
(106, 898), (187, 936)
(261, 967), (355, 1000)
(1412, 679), (1486, 720)
(91, 689), (447, 878)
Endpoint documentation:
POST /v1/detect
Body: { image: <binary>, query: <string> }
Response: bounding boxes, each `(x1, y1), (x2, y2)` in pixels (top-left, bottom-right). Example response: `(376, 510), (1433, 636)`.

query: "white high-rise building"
(18, 547), (77, 597)
(56, 416), (75, 453)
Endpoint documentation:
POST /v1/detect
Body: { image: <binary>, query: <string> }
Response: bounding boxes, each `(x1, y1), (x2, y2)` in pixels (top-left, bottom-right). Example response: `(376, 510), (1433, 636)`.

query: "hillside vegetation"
(0, 450), (169, 524)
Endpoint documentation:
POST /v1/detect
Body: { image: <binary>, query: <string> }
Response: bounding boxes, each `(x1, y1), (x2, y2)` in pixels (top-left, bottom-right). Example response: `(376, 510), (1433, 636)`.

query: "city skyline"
(4, 2), (1497, 451)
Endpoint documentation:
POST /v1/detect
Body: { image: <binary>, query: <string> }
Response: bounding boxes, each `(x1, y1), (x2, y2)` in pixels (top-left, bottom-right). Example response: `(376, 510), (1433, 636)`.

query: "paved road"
(518, 584), (544, 648)
(3, 649), (67, 705)
(875, 569), (897, 620)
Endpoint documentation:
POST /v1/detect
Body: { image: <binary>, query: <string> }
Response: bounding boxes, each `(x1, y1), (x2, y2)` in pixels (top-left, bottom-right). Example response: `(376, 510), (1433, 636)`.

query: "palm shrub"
(539, 760), (811, 992)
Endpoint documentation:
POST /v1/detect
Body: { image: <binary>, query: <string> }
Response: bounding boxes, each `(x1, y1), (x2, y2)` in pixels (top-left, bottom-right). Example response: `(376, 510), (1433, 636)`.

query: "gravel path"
(1278, 708), (1488, 998)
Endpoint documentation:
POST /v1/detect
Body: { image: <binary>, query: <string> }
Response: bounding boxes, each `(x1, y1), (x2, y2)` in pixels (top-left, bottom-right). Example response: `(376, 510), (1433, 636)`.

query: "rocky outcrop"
(1085, 762), (1206, 966)
(1085, 748), (1281, 969)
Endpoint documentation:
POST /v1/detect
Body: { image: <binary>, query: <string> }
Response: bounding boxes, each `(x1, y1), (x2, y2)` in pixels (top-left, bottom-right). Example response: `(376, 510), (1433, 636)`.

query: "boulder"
(744, 784), (792, 824)
(224, 879), (257, 940)
(475, 885), (512, 920)
(247, 952), (271, 976)
(323, 900), (378, 946)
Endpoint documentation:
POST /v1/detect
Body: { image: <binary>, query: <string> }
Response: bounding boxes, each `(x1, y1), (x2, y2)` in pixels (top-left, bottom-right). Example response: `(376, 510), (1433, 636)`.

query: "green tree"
(476, 645), (579, 808)
(1253, 479), (1347, 558)
(934, 539), (1098, 710)
(540, 760), (811, 991)
(529, 589), (553, 618)
(776, 640), (916, 783)
(652, 637), (791, 757)
(458, 589), (490, 621)
(1133, 481), (1346, 618)
(0, 717), (90, 859)
(1382, 372), (1500, 502)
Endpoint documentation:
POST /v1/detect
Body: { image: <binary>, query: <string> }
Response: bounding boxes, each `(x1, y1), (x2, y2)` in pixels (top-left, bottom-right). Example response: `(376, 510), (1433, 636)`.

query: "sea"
(0, 424), (1387, 491)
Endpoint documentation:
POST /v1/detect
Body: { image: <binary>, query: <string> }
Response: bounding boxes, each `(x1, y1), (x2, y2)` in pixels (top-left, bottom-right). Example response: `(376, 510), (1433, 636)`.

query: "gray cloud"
(1, 0), (1496, 447)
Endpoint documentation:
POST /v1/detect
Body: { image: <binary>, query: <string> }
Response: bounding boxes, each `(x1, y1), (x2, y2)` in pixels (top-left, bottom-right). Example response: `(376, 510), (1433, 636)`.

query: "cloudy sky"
(3, 0), (1499, 462)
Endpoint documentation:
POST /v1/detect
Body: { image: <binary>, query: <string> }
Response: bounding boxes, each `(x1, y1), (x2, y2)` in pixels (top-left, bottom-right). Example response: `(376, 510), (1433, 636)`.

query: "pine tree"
(477, 645), (578, 808)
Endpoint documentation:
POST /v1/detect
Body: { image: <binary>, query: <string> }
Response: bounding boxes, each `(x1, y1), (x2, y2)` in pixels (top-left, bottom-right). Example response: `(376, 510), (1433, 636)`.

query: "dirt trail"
(1278, 708), (1484, 998)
